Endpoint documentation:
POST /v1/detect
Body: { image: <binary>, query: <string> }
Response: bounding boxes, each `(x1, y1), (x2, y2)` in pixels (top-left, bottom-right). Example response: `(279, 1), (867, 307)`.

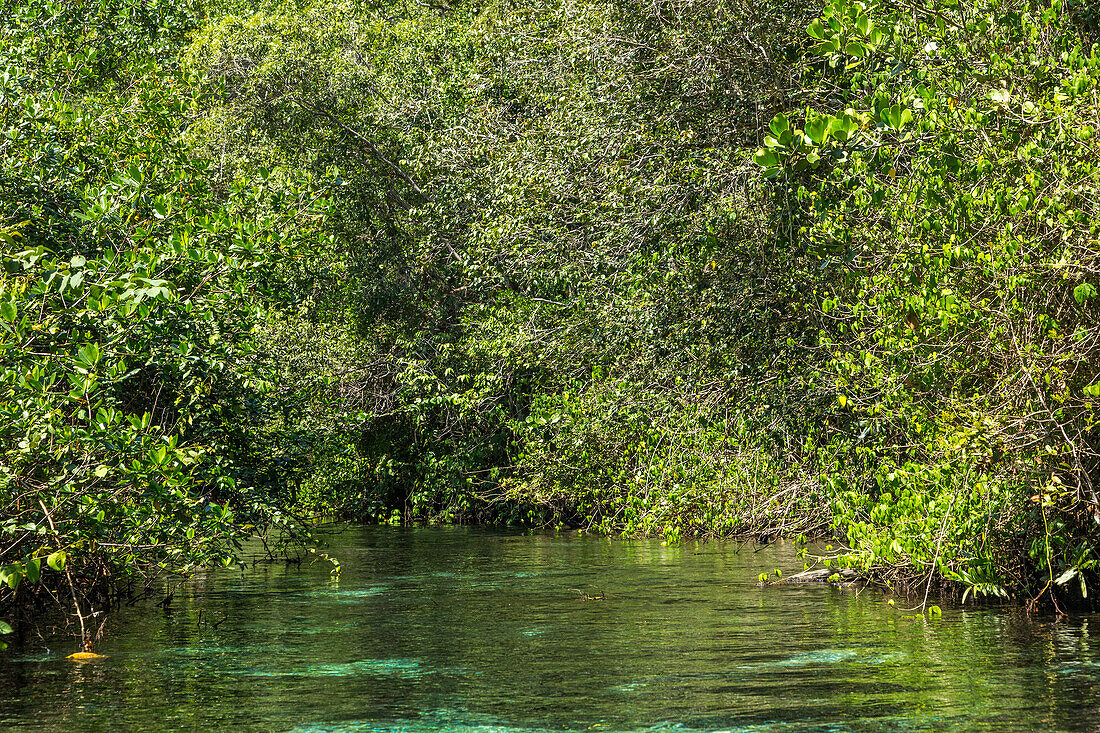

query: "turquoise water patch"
(236, 658), (467, 679)
(300, 586), (391, 602)
(738, 648), (858, 670)
(611, 680), (649, 692)
(520, 626), (549, 637)
(158, 643), (284, 658)
(245, 658), (424, 678)
(863, 651), (908, 664)
(1056, 660), (1100, 677)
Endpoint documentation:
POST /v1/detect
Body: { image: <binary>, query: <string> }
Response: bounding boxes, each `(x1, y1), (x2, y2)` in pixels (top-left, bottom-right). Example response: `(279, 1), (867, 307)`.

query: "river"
(1, 527), (1098, 731)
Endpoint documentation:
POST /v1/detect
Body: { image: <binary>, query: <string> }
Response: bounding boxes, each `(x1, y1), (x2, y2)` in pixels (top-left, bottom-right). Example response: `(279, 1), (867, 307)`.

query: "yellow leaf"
(67, 652), (107, 661)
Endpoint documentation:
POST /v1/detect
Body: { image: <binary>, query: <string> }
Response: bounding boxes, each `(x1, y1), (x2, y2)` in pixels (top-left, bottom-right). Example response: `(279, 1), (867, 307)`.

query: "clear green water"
(2, 527), (1099, 732)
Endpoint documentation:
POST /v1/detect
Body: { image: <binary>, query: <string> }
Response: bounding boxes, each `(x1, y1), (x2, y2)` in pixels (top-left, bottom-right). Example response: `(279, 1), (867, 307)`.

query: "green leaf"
(0, 565), (22, 590)
(1055, 567), (1078, 585)
(805, 116), (829, 144)
(0, 300), (14, 323)
(807, 19), (825, 39)
(0, 620), (12, 634)
(828, 115), (860, 142)
(1084, 382), (1100, 397)
(1074, 282), (1097, 304)
(753, 148), (779, 167)
(47, 551), (67, 572)
(77, 343), (101, 367)
(24, 558), (39, 584)
(882, 105), (912, 130)
(769, 113), (790, 138)
(844, 41), (868, 58)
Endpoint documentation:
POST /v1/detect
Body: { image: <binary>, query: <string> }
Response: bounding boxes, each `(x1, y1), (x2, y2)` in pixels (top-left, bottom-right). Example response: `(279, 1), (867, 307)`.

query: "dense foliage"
(0, 0), (334, 643)
(3, 0), (1099, 645)
(757, 0), (1100, 606)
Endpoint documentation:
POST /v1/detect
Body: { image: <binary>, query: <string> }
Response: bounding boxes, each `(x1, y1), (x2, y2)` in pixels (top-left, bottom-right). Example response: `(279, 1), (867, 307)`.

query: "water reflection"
(1, 526), (1099, 732)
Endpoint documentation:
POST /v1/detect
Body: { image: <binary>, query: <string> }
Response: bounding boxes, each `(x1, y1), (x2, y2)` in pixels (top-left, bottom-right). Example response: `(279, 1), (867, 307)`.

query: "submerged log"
(760, 567), (860, 586)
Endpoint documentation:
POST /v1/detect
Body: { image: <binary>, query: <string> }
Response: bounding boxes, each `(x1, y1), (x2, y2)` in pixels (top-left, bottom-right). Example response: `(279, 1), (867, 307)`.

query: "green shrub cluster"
(756, 0), (1100, 607)
(181, 0), (826, 538)
(0, 0), (337, 642)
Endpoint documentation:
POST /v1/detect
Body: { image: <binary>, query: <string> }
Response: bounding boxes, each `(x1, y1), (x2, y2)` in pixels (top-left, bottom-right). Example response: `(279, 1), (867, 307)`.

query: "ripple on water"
(610, 649), (866, 694)
(750, 649), (858, 668)
(1055, 660), (1100, 677)
(519, 626), (550, 637)
(288, 718), (871, 733)
(235, 657), (467, 679)
(298, 586), (392, 602)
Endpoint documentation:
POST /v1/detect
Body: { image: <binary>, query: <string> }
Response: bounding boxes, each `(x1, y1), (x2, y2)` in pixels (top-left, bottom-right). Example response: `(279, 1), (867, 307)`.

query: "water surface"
(1, 527), (1098, 731)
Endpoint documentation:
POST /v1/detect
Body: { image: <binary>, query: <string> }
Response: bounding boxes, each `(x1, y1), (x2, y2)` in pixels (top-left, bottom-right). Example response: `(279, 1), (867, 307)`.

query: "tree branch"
(293, 98), (429, 201)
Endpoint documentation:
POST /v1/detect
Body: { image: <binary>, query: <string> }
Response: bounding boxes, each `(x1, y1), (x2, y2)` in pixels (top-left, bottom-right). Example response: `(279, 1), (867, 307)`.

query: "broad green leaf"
(1055, 567), (1078, 585)
(0, 565), (22, 590)
(769, 113), (790, 138)
(805, 116), (829, 144)
(883, 105), (911, 129)
(807, 19), (825, 39)
(47, 551), (67, 572)
(77, 344), (101, 367)
(24, 558), (40, 584)
(1074, 282), (1097, 304)
(752, 148), (779, 167)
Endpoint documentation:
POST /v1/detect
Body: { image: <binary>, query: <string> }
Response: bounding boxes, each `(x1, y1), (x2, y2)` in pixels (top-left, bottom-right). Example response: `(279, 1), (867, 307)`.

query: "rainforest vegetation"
(3, 0), (1100, 643)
